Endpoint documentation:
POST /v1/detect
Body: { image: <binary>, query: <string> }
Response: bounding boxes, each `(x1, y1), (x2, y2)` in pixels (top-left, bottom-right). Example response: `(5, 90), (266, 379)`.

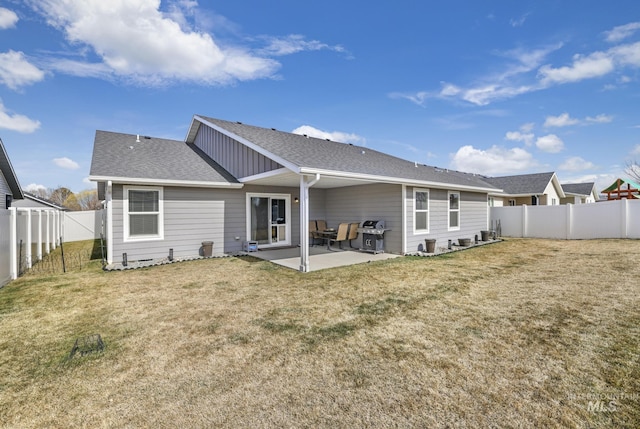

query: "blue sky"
(1, 0), (639, 194)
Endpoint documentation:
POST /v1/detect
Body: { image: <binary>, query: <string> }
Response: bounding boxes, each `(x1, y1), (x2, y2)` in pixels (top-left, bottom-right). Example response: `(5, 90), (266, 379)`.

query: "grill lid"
(362, 220), (385, 229)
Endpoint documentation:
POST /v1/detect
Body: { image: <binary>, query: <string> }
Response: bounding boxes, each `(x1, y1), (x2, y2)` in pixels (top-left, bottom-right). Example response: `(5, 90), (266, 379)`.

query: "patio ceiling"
(240, 170), (381, 189)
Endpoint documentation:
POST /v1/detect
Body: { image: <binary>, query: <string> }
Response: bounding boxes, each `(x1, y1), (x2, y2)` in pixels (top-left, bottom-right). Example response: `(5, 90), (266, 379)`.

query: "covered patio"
(244, 246), (400, 272)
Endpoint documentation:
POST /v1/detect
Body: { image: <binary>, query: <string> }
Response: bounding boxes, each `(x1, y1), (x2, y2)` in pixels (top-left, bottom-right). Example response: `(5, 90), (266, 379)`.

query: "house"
(13, 192), (69, 211)
(485, 172), (565, 206)
(560, 182), (598, 204)
(0, 138), (24, 209)
(600, 178), (640, 200)
(89, 115), (501, 271)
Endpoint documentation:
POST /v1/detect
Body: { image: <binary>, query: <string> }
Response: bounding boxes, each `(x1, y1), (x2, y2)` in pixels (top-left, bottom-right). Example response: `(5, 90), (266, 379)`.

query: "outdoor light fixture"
(5, 194), (12, 209)
(294, 197), (299, 203)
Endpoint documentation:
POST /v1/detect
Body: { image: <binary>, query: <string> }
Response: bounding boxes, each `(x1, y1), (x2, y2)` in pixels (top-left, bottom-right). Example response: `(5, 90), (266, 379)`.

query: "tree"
(49, 187), (74, 207)
(76, 189), (102, 211)
(625, 160), (640, 182)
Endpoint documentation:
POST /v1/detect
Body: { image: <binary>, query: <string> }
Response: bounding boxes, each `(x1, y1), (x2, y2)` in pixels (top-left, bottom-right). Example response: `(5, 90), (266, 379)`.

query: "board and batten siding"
(194, 124), (282, 179)
(324, 183), (403, 254)
(0, 170), (11, 209)
(111, 184), (305, 263)
(405, 187), (489, 253)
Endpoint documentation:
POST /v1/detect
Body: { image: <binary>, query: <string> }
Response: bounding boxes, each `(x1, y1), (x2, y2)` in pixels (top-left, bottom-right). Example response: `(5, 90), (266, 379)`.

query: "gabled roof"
(186, 116), (499, 192)
(561, 182), (596, 196)
(14, 192), (69, 211)
(0, 138), (24, 200)
(89, 131), (241, 188)
(484, 172), (565, 197)
(601, 178), (640, 193)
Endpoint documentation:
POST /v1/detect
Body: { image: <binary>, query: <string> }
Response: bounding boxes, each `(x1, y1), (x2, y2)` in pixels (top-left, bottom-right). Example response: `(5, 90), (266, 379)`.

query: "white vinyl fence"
(490, 199), (640, 239)
(0, 209), (104, 287)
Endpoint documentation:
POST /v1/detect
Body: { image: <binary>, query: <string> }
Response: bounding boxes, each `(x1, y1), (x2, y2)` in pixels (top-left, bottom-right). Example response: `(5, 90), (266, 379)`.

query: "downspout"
(299, 174), (320, 272)
(106, 181), (113, 265)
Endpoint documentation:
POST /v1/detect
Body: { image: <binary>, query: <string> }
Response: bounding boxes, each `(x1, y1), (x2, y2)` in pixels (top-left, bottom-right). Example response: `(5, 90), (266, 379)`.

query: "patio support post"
(106, 181), (113, 265)
(299, 174), (320, 272)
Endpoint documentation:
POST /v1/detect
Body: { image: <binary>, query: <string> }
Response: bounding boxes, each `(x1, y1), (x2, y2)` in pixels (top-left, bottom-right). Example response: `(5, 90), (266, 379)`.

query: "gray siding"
(0, 170), (9, 209)
(194, 124), (282, 179)
(111, 184), (303, 263)
(405, 187), (489, 253)
(324, 183), (403, 254)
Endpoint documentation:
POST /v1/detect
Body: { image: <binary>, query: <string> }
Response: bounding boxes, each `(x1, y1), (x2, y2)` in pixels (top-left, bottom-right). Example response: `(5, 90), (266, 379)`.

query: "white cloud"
(585, 114), (613, 124)
(559, 156), (595, 171)
(0, 50), (47, 90)
(259, 34), (345, 56)
(0, 100), (41, 133)
(505, 131), (535, 146)
(509, 13), (530, 28)
(388, 91), (429, 107)
(0, 7), (18, 29)
(538, 51), (615, 85)
(450, 145), (537, 175)
(604, 22), (640, 43)
(25, 183), (48, 193)
(27, 0), (280, 86)
(631, 144), (640, 156)
(520, 122), (535, 133)
(543, 112), (613, 127)
(610, 41), (640, 67)
(535, 134), (564, 153)
(291, 125), (365, 145)
(544, 112), (579, 127)
(53, 157), (80, 170)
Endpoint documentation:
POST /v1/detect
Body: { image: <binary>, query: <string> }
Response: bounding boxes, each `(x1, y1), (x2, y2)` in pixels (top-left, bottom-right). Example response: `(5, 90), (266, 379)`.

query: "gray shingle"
(90, 131), (238, 184)
(484, 172), (555, 195)
(0, 138), (24, 200)
(561, 182), (594, 196)
(197, 116), (499, 190)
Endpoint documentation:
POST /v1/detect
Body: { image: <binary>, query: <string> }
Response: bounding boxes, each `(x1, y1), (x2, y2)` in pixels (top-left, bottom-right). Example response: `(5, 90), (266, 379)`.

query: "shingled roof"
(561, 182), (595, 196)
(484, 172), (558, 195)
(189, 116), (499, 191)
(89, 131), (240, 187)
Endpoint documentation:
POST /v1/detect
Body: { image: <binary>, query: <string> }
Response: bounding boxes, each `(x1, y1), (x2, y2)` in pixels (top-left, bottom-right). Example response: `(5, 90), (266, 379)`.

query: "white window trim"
(448, 191), (460, 231)
(413, 188), (429, 234)
(245, 192), (291, 248)
(123, 185), (164, 242)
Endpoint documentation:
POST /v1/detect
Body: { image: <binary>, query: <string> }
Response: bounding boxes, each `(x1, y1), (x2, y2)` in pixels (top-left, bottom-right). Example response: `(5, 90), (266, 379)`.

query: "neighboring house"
(89, 115), (501, 271)
(560, 182), (598, 204)
(13, 192), (69, 211)
(600, 178), (640, 200)
(0, 138), (24, 209)
(485, 172), (565, 207)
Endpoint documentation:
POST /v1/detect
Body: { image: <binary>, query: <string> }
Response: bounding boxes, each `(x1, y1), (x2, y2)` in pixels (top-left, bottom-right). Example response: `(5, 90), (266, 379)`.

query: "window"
(488, 196), (494, 207)
(448, 191), (460, 230)
(508, 199), (516, 206)
(551, 198), (557, 205)
(124, 186), (163, 241)
(414, 189), (429, 232)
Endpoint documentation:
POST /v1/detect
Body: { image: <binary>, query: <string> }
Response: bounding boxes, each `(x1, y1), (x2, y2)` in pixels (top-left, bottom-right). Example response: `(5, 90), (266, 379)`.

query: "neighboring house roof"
(484, 172), (565, 198)
(13, 192), (69, 211)
(186, 116), (499, 192)
(0, 138), (25, 200)
(89, 131), (241, 188)
(561, 182), (597, 197)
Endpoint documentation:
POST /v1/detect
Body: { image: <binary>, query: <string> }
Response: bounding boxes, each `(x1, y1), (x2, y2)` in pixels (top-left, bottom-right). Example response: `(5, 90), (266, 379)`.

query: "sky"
(1, 0), (639, 194)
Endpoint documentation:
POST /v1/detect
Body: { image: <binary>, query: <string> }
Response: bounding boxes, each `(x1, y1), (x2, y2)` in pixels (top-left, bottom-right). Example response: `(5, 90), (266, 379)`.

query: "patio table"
(314, 230), (338, 250)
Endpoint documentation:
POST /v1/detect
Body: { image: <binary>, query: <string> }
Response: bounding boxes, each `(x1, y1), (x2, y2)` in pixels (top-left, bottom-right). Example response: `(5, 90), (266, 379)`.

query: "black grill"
(358, 220), (389, 254)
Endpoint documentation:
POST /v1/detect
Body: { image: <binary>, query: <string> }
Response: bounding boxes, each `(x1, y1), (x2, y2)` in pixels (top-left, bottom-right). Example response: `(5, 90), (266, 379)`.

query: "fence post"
(37, 210), (43, 261)
(621, 199), (628, 238)
(522, 204), (528, 237)
(566, 203), (572, 239)
(9, 207), (17, 280)
(26, 209), (32, 269)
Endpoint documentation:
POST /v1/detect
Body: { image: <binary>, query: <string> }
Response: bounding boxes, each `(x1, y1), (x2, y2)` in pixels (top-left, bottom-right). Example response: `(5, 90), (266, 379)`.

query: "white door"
(247, 193), (291, 247)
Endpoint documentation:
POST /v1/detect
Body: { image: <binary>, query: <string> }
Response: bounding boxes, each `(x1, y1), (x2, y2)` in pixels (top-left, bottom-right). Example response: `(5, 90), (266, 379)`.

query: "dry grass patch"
(0, 239), (638, 428)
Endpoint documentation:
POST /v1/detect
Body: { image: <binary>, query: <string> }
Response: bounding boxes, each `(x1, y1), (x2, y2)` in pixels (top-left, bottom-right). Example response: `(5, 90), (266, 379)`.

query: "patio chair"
(347, 222), (360, 248)
(316, 220), (327, 231)
(309, 220), (319, 246)
(328, 223), (349, 250)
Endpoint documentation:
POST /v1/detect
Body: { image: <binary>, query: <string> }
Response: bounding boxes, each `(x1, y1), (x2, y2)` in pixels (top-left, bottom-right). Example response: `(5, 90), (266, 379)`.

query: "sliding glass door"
(247, 193), (291, 247)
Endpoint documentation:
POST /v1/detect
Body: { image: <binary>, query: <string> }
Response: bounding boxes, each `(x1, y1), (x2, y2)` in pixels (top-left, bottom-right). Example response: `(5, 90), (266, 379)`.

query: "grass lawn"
(0, 238), (638, 428)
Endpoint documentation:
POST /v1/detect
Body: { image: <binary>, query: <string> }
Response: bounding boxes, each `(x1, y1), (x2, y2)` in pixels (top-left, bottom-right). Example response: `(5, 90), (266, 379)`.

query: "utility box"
(243, 241), (258, 252)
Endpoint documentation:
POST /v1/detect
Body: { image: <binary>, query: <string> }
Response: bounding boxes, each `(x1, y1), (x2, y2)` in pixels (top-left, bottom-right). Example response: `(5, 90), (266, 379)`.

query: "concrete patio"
(243, 245), (401, 272)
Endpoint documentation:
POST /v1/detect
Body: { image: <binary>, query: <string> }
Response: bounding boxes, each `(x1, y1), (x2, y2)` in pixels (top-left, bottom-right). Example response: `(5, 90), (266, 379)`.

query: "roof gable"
(485, 172), (559, 196)
(188, 116), (499, 192)
(0, 138), (24, 200)
(562, 182), (596, 196)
